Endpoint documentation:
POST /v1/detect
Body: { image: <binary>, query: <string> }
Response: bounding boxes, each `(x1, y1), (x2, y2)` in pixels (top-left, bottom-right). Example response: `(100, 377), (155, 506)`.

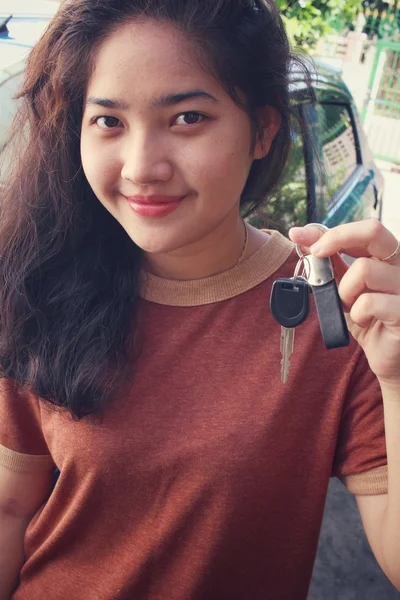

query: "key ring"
(295, 223), (329, 259)
(293, 256), (310, 285)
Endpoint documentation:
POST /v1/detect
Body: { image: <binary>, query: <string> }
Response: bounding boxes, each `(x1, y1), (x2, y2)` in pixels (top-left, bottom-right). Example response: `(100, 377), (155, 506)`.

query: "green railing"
(362, 39), (400, 163)
(364, 41), (400, 117)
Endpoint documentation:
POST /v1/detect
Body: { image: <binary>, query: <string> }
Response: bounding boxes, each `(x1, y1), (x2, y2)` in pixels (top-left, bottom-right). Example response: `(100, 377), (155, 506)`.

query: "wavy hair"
(0, 0), (311, 418)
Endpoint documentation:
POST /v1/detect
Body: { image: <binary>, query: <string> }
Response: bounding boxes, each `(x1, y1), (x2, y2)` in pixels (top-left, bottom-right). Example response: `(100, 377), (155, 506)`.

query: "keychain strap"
(311, 280), (350, 349)
(295, 223), (350, 350)
(303, 253), (350, 349)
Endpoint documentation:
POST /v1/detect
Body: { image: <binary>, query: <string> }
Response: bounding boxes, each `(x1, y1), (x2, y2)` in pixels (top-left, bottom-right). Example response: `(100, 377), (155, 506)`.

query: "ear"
(253, 105), (282, 160)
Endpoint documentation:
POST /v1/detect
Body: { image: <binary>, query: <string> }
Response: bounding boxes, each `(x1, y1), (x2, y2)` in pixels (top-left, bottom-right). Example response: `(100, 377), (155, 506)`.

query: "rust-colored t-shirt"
(0, 231), (387, 600)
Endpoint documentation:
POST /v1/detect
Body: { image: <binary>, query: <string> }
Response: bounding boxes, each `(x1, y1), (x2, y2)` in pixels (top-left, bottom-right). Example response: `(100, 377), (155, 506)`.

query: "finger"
(289, 225), (378, 259)
(350, 292), (400, 328)
(339, 258), (400, 310)
(304, 220), (398, 263)
(289, 227), (349, 282)
(289, 226), (323, 249)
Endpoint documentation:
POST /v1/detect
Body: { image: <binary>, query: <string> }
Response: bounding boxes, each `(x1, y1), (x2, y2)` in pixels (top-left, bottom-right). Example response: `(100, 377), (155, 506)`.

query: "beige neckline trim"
(139, 230), (294, 307)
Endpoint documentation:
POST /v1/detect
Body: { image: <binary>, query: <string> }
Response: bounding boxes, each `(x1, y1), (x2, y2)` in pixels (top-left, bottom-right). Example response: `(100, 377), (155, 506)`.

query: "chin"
(122, 224), (189, 255)
(110, 197), (197, 253)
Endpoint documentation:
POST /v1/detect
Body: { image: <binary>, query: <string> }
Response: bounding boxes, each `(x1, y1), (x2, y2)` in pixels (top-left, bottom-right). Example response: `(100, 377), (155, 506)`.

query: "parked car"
(0, 1), (57, 153)
(253, 59), (385, 232)
(0, 5), (384, 229)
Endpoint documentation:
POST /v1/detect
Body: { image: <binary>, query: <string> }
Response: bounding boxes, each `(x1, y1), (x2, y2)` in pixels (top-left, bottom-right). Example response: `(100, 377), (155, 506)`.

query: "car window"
(247, 109), (308, 233)
(316, 103), (358, 206)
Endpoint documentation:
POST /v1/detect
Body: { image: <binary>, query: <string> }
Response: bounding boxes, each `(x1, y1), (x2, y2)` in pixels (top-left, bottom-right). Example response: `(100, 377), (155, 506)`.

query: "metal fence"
(362, 40), (400, 163)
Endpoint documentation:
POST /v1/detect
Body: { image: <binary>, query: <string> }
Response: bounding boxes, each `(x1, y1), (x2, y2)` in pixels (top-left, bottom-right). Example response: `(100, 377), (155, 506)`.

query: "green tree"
(276, 0), (361, 50)
(362, 1), (400, 40)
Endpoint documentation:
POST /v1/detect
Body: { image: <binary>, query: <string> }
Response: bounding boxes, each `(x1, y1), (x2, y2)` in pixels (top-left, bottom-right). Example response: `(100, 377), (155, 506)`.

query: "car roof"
(289, 58), (353, 104)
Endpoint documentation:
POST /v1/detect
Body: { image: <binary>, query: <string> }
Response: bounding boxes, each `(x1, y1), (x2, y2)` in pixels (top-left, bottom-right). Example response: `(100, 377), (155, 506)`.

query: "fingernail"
(310, 241), (322, 255)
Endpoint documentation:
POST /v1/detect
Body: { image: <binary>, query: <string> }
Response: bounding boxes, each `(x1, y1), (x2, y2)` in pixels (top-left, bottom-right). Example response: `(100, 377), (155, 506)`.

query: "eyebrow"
(85, 89), (218, 110)
(153, 90), (218, 108)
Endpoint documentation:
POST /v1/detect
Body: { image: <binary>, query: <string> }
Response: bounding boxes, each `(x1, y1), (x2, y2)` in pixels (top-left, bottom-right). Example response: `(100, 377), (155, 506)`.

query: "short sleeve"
(331, 347), (387, 495)
(0, 377), (54, 473)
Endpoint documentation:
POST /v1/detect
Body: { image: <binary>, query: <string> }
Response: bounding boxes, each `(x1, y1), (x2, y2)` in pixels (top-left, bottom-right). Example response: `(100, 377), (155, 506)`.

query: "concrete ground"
(308, 163), (400, 599)
(309, 479), (399, 599)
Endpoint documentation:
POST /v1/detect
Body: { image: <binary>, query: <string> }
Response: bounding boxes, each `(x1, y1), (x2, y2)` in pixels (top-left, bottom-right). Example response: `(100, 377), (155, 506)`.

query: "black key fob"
(270, 278), (310, 328)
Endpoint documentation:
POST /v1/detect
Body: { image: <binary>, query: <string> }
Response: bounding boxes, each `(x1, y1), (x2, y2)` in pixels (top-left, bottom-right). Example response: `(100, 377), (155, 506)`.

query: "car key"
(270, 276), (310, 383)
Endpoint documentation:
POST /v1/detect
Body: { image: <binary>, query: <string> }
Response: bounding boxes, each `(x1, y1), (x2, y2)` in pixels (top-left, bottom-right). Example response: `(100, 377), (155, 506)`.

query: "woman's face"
(81, 20), (270, 254)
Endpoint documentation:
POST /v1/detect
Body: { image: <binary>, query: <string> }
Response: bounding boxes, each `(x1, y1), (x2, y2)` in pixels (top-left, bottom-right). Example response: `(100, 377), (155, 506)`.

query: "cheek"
(80, 135), (121, 196)
(191, 130), (252, 194)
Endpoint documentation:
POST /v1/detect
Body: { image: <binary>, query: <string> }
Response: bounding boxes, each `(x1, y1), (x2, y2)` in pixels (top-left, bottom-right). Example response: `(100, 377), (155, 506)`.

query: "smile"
(124, 195), (186, 218)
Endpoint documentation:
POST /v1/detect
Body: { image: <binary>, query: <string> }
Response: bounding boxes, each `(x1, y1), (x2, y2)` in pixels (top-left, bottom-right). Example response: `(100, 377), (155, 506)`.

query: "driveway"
(309, 479), (399, 599)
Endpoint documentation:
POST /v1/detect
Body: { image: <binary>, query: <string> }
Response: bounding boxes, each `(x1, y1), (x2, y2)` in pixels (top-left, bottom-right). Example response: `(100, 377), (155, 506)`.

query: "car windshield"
(0, 0), (58, 18)
(0, 5), (54, 70)
(0, 2), (55, 156)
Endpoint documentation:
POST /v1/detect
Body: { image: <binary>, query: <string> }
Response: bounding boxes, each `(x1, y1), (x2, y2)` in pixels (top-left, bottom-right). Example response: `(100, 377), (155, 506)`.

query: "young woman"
(0, 0), (399, 598)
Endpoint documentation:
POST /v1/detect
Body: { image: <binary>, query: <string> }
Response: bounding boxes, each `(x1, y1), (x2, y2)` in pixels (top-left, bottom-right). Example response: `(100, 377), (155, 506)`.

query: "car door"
(311, 100), (377, 227)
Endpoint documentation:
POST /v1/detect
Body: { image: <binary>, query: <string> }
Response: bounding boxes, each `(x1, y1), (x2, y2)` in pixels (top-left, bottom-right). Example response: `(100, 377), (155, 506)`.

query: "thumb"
(289, 226), (349, 283)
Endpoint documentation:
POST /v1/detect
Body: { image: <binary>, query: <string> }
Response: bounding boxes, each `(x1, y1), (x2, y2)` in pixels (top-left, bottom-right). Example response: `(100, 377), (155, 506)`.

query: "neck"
(143, 214), (245, 280)
(143, 216), (270, 281)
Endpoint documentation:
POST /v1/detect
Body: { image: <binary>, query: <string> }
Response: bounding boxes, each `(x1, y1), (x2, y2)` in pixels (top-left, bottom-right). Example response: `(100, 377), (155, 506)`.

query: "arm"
(356, 383), (400, 591)
(288, 220), (400, 589)
(0, 463), (54, 599)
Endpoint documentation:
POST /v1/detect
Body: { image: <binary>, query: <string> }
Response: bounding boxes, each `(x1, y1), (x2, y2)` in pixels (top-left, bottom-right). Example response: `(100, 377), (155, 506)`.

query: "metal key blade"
(280, 326), (295, 383)
(270, 277), (310, 384)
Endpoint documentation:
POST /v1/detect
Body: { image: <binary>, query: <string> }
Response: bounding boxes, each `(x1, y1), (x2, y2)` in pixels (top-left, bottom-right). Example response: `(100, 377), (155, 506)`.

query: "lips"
(124, 194), (186, 218)
(126, 195), (185, 204)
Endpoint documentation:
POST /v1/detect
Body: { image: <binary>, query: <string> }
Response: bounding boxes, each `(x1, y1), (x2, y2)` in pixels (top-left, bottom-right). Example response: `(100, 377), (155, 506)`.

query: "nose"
(120, 131), (173, 185)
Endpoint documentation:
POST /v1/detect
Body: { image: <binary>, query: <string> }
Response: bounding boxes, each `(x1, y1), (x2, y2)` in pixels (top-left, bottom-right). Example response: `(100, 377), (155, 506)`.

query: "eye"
(94, 116), (121, 129)
(173, 112), (206, 126)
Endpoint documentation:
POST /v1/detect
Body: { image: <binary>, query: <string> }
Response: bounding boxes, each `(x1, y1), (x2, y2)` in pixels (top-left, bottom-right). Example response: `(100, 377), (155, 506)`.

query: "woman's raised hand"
(289, 220), (400, 387)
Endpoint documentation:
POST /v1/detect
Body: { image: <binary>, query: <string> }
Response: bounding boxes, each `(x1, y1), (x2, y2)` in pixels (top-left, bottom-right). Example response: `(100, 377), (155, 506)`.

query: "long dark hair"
(0, 0), (311, 419)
